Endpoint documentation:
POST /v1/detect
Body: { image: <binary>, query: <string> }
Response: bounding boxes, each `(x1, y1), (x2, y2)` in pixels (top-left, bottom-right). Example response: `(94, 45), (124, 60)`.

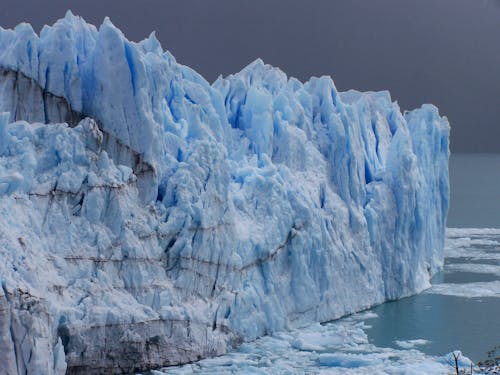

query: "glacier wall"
(0, 12), (449, 374)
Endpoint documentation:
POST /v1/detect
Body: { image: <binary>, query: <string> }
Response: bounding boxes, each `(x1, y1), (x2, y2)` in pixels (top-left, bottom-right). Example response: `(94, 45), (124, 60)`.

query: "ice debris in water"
(152, 314), (473, 375)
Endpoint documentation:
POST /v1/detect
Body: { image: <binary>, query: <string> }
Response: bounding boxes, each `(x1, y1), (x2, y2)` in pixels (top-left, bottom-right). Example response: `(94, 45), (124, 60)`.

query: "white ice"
(395, 339), (431, 349)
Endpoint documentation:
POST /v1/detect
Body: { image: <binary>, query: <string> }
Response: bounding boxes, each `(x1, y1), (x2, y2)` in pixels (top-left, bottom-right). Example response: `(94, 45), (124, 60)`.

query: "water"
(365, 235), (500, 363)
(367, 295), (500, 363)
(447, 154), (500, 228)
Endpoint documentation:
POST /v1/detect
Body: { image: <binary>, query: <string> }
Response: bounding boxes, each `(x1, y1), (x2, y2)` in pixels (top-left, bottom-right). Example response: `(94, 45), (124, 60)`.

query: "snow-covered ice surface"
(0, 12), (449, 374)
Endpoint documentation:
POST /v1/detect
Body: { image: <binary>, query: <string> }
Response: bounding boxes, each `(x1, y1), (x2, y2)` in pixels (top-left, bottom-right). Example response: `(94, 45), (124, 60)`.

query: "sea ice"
(445, 263), (500, 277)
(427, 281), (500, 298)
(429, 229), (500, 298)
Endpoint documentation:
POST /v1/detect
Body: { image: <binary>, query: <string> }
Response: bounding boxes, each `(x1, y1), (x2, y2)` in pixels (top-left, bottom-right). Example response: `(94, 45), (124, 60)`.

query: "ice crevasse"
(0, 11), (449, 374)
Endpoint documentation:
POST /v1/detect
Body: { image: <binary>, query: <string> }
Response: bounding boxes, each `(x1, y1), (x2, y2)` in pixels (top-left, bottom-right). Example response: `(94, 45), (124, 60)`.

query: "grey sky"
(1, 0), (499, 153)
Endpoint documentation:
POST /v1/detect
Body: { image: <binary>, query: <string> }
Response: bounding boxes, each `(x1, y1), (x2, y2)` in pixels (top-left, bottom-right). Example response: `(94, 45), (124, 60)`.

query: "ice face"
(0, 12), (449, 374)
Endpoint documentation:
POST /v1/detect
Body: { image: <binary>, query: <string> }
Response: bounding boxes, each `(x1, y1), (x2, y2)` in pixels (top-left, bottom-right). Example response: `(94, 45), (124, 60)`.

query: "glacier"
(0, 11), (449, 374)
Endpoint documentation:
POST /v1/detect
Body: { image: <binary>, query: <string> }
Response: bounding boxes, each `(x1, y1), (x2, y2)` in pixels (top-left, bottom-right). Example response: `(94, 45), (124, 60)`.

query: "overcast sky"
(1, 0), (499, 153)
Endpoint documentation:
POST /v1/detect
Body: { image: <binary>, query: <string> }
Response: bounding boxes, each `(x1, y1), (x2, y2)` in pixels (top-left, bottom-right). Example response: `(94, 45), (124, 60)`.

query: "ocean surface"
(151, 154), (500, 374)
(447, 154), (500, 228)
(366, 228), (500, 364)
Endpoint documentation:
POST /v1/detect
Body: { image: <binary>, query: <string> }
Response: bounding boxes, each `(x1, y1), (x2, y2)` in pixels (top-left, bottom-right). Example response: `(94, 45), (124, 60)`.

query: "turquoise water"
(362, 155), (500, 364)
(447, 154), (500, 228)
(365, 272), (500, 363)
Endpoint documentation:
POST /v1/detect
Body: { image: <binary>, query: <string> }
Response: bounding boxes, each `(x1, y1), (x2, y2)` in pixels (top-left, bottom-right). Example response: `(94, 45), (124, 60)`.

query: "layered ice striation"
(0, 12), (450, 374)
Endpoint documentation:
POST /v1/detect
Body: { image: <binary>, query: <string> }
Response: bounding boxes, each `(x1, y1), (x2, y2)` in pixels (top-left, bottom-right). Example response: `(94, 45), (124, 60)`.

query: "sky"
(1, 0), (499, 153)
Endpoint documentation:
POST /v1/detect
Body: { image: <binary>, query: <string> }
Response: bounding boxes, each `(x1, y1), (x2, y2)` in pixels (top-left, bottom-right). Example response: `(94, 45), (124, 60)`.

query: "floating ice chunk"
(445, 244), (500, 261)
(447, 228), (500, 237)
(428, 281), (500, 298)
(395, 339), (431, 349)
(445, 263), (500, 277)
(348, 311), (379, 320)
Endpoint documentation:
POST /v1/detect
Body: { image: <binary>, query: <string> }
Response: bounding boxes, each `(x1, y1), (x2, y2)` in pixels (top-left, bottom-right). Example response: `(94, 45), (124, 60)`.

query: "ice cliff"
(0, 12), (449, 375)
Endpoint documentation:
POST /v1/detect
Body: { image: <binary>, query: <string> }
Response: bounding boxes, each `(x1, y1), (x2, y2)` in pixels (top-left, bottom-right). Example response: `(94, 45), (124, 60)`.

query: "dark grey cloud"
(1, 0), (499, 153)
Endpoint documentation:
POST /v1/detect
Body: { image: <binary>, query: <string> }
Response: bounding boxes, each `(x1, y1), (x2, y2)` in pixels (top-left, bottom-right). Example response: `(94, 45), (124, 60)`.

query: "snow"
(0, 12), (449, 373)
